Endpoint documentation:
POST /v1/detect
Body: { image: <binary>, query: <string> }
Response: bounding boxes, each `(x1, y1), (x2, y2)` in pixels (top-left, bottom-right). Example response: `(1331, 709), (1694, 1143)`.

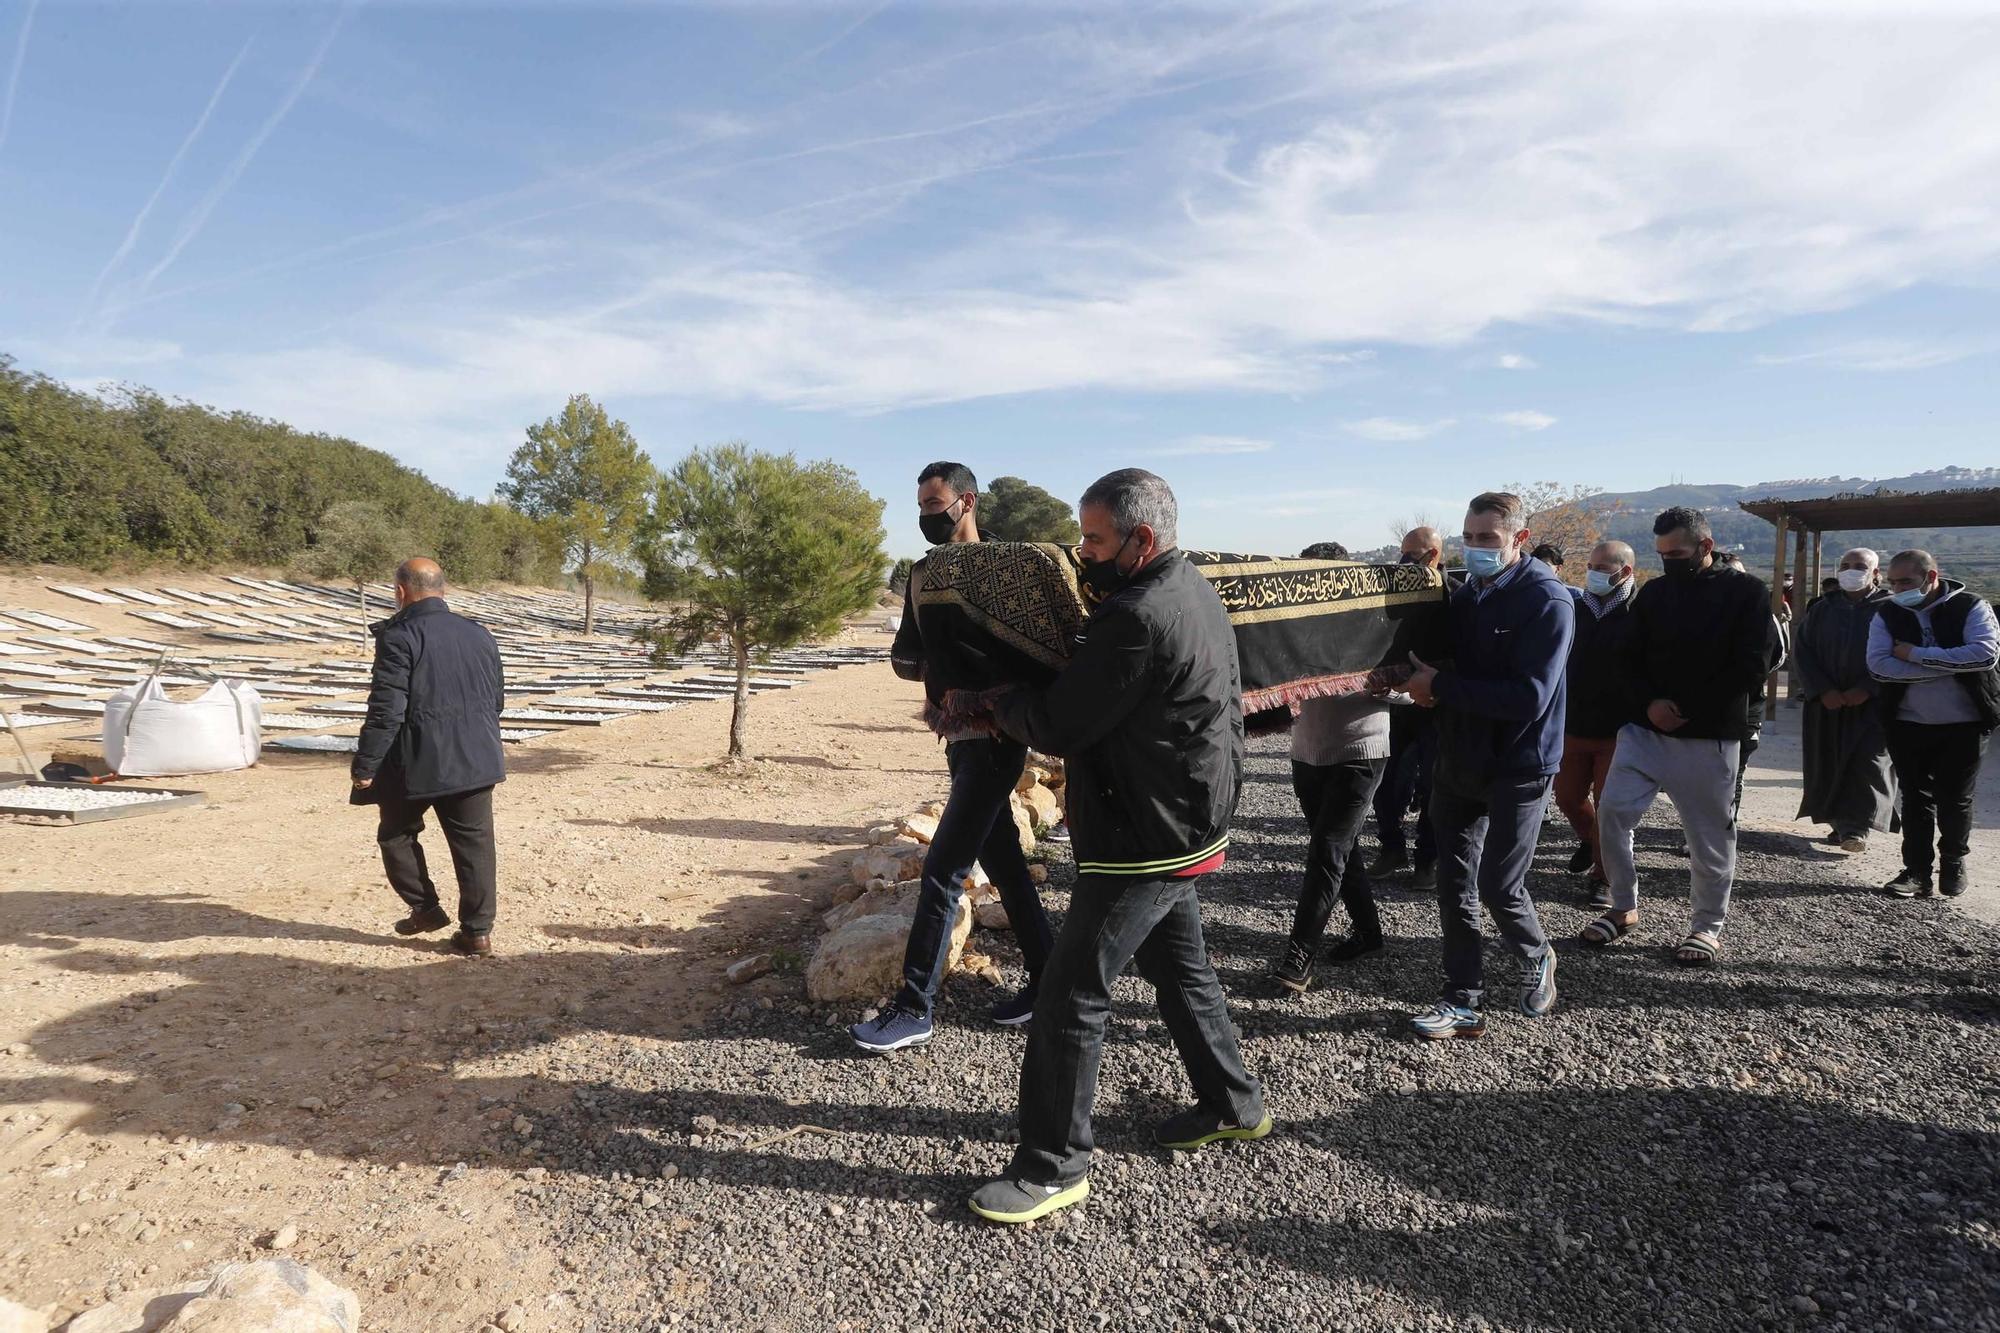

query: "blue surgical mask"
(1584, 569), (1619, 596)
(1890, 587), (1929, 609)
(1464, 546), (1508, 580)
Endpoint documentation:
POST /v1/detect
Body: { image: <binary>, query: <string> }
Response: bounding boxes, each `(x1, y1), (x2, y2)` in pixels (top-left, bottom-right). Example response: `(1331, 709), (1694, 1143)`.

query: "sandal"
(1674, 933), (1722, 967)
(1579, 912), (1636, 947)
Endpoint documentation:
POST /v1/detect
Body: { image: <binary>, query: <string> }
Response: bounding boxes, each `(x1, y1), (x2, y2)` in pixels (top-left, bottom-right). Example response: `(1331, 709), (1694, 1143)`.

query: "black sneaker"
(989, 986), (1036, 1027)
(1567, 844), (1594, 875)
(1043, 820), (1071, 844)
(1324, 931), (1384, 964)
(1587, 877), (1612, 909)
(1883, 869), (1933, 899)
(1939, 862), (1969, 898)
(1409, 861), (1437, 891)
(1366, 850), (1409, 877)
(1272, 941), (1314, 994)
(1153, 1106), (1273, 1150)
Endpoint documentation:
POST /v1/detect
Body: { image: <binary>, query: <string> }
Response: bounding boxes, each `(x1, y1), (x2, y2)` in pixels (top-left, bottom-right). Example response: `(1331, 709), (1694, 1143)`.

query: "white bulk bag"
(105, 677), (263, 776)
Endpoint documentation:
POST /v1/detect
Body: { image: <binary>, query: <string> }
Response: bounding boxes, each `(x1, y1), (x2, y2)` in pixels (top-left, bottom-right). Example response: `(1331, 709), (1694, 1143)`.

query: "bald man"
(352, 558), (507, 955)
(1370, 525), (1449, 888)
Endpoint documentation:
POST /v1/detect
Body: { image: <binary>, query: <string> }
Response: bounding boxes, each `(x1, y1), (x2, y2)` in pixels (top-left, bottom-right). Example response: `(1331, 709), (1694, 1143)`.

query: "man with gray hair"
(352, 557), (507, 956)
(1868, 549), (1998, 899)
(963, 468), (1266, 1225)
(1795, 548), (1896, 853)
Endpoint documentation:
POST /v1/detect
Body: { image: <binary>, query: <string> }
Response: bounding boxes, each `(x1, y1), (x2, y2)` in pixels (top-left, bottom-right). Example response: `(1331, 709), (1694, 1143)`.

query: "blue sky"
(3, 1), (1997, 559)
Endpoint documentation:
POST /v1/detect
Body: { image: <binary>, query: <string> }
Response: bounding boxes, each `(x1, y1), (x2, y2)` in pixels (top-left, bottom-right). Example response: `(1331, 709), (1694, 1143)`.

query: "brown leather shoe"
(394, 905), (452, 936)
(447, 929), (492, 957)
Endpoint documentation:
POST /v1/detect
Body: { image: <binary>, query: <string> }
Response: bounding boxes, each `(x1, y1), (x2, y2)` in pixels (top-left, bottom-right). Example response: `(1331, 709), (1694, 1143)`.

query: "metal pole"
(1766, 514), (1788, 720)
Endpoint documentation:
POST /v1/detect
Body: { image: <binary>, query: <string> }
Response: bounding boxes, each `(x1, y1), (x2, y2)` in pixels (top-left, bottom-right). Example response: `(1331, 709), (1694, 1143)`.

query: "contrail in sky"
(81, 38), (255, 325)
(139, 6), (348, 295)
(0, 0), (40, 155)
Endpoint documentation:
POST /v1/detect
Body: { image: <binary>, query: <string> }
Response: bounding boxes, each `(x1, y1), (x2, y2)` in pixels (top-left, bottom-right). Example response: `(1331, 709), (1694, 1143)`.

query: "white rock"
(725, 954), (772, 985)
(807, 904), (970, 1003)
(0, 1297), (49, 1333)
(155, 1259), (358, 1332)
(265, 1222), (298, 1250)
(59, 1282), (207, 1333)
(1018, 782), (1061, 832)
(897, 813), (940, 844)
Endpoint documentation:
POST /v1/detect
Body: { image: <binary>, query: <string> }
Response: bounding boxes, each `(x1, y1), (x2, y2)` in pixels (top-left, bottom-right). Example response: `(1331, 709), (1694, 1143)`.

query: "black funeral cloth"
(910, 541), (1084, 732)
(910, 543), (1445, 733)
(1186, 552), (1447, 712)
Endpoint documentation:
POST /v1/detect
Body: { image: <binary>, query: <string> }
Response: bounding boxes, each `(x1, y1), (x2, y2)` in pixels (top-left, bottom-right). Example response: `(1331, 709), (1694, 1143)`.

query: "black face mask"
(918, 498), (964, 546)
(1660, 555), (1700, 580)
(1080, 533), (1136, 599)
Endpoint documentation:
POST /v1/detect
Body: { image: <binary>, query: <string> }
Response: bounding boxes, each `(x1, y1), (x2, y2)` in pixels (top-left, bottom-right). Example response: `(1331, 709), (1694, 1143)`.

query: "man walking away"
(1795, 549), (1897, 854)
(352, 558), (506, 957)
(1371, 525), (1446, 889)
(1394, 492), (1569, 1040)
(1274, 542), (1391, 993)
(1583, 507), (1771, 966)
(967, 469), (1266, 1225)
(1868, 550), (1998, 900)
(852, 462), (1056, 1053)
(1554, 540), (1637, 905)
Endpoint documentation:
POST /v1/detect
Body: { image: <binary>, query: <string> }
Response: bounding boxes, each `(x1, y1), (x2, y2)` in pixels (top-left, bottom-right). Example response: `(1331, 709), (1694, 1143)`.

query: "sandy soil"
(0, 568), (943, 1330)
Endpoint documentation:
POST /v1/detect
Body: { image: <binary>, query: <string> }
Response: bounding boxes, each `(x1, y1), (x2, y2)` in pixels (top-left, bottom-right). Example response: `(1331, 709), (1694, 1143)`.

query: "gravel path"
(523, 734), (2000, 1332)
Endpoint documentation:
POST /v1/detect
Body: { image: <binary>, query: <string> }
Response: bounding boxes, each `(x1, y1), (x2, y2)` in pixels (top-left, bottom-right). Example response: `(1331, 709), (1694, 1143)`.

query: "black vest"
(1876, 590), (2000, 732)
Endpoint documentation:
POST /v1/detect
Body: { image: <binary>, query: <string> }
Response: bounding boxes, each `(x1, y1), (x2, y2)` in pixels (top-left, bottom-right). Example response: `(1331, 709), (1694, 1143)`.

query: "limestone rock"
(957, 950), (1003, 985)
(725, 954), (772, 985)
(848, 841), (925, 887)
(897, 813), (940, 844)
(1004, 795), (1037, 855)
(60, 1283), (207, 1333)
(1016, 765), (1050, 795)
(1019, 783), (1061, 831)
(863, 824), (901, 846)
(823, 879), (918, 932)
(974, 899), (1011, 931)
(1028, 863), (1048, 886)
(156, 1260), (357, 1332)
(1, 1297), (49, 1333)
(807, 902), (970, 1003)
(829, 880), (865, 906)
(919, 800), (945, 818)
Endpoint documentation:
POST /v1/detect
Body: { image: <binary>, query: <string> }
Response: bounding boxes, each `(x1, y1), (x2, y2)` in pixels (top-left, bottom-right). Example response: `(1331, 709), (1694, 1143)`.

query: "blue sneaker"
(849, 1004), (933, 1054)
(1409, 1003), (1486, 1041)
(1520, 949), (1558, 1018)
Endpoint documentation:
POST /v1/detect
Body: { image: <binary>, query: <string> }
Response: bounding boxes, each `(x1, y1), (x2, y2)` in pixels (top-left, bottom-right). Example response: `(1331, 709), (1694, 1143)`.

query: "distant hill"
(1588, 467), (1998, 596)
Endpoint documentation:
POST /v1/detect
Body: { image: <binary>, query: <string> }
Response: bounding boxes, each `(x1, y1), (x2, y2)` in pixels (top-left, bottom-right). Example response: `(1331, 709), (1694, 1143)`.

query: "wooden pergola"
(1738, 486), (2000, 716)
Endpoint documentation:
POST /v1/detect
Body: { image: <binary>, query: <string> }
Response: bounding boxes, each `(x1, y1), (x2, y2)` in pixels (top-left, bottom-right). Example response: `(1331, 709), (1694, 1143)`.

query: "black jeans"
(1374, 709), (1437, 866)
(1886, 720), (1988, 873)
(1011, 874), (1263, 1187)
(896, 738), (1054, 1017)
(1430, 775), (1553, 1010)
(377, 785), (497, 932)
(1289, 757), (1388, 949)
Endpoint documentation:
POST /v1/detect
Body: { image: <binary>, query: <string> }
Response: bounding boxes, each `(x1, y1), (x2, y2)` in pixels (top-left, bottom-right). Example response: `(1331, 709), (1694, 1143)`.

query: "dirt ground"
(4, 567), (1997, 1330)
(0, 568), (944, 1330)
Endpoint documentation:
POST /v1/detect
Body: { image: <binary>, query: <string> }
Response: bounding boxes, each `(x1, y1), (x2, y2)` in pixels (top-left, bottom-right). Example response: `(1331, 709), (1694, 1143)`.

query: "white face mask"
(1837, 568), (1872, 593)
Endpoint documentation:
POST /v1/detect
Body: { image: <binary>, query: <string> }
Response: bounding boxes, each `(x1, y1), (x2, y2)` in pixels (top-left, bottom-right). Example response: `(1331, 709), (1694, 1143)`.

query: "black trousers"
(1374, 709), (1437, 866)
(1289, 757), (1387, 949)
(896, 737), (1054, 1017)
(377, 785), (498, 932)
(1885, 721), (1988, 874)
(1010, 874), (1263, 1187)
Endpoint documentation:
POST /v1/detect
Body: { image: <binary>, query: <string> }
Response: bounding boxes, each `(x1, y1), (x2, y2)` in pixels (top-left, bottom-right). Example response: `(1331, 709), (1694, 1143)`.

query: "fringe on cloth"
(1240, 669), (1377, 717)
(923, 687), (1013, 740)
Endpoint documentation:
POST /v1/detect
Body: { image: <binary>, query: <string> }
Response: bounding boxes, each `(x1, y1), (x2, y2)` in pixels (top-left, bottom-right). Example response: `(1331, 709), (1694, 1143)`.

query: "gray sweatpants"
(1596, 724), (1741, 937)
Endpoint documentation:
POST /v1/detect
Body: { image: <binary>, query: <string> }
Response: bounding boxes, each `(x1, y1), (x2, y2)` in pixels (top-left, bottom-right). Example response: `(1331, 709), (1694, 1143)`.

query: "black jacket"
(351, 597), (506, 804)
(1620, 563), (1773, 742)
(1564, 584), (1636, 739)
(993, 551), (1242, 877)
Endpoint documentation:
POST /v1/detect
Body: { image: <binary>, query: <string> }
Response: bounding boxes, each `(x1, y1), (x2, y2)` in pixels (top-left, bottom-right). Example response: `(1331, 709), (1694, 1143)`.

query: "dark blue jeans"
(1010, 874), (1264, 1187)
(895, 738), (1054, 1018)
(1429, 774), (1553, 1010)
(1374, 708), (1438, 867)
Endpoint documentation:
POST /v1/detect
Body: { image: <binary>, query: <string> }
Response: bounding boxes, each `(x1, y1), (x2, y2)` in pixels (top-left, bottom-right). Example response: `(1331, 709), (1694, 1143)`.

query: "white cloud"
(1495, 353), (1538, 370)
(1752, 338), (1985, 371)
(49, 3), (2000, 478)
(1344, 417), (1456, 442)
(1493, 410), (1557, 431)
(1154, 434), (1273, 456)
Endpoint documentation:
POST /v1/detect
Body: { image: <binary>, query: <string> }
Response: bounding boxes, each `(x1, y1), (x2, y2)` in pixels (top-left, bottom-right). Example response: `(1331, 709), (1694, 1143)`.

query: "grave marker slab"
(50, 585), (126, 605)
